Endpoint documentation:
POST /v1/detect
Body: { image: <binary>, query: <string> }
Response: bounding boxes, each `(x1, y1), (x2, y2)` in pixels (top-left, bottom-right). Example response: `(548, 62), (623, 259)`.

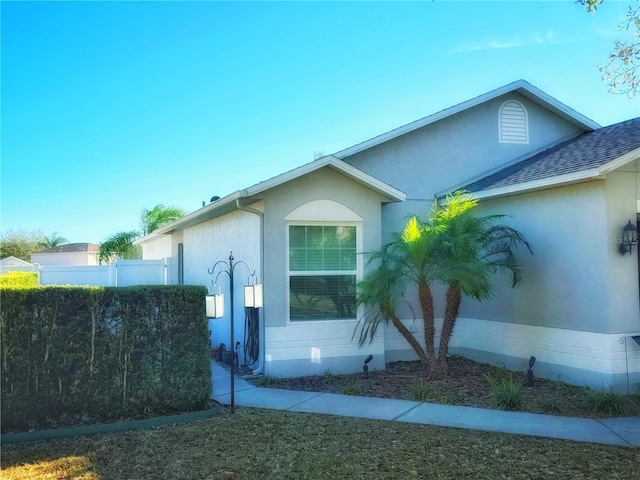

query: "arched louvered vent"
(499, 100), (529, 144)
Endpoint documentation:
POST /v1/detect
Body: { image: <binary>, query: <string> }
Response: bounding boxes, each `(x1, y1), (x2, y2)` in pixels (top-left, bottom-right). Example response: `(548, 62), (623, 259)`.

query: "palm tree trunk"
(417, 281), (438, 368)
(433, 284), (462, 379)
(389, 313), (428, 364)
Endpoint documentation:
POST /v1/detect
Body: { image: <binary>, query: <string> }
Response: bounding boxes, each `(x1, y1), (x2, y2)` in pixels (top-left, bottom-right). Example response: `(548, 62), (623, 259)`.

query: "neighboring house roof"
(446, 117), (640, 199)
(145, 155), (406, 237)
(333, 79), (601, 160)
(0, 256), (33, 266)
(34, 243), (100, 254)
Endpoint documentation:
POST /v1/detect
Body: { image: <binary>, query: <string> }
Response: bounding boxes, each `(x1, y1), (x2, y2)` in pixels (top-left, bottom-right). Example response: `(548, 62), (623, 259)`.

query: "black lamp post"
(207, 252), (262, 413)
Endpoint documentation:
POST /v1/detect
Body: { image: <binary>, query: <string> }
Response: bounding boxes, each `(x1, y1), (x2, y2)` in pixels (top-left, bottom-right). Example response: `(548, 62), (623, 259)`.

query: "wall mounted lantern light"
(619, 220), (638, 255)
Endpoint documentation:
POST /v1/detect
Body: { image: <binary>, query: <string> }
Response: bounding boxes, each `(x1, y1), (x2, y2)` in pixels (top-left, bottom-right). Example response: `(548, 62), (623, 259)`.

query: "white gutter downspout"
(236, 197), (265, 375)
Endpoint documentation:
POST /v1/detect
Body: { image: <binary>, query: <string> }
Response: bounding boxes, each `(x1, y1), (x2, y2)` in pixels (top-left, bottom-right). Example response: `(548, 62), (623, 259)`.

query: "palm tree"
(39, 232), (69, 249)
(431, 194), (532, 377)
(99, 204), (185, 264)
(98, 230), (141, 264)
(355, 191), (532, 379)
(140, 204), (186, 236)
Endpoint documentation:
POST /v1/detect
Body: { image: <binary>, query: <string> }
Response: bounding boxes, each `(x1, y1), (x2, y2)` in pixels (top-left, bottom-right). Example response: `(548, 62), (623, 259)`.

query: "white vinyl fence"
(19, 259), (171, 287)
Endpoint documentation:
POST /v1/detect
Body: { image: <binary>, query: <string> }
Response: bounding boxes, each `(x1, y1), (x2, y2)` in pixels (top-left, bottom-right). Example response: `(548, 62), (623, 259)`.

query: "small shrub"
(409, 378), (462, 404)
(323, 369), (334, 379)
(485, 373), (523, 411)
(410, 378), (437, 402)
(341, 382), (361, 396)
(584, 387), (633, 416)
(539, 393), (565, 414)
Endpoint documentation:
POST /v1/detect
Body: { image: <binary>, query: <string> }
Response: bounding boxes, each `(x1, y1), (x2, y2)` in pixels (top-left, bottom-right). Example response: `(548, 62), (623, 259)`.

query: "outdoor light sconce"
(206, 288), (225, 319)
(244, 282), (263, 308)
(619, 220), (638, 255)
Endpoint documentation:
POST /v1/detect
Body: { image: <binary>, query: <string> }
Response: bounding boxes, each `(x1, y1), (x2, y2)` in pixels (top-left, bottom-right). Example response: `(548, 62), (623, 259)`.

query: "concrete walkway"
(211, 361), (640, 448)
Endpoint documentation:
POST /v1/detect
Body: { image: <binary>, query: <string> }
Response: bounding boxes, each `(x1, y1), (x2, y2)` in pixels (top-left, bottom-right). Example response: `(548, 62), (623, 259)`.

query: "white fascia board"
(334, 80), (600, 160)
(243, 155), (406, 202)
(139, 157), (406, 240)
(513, 81), (600, 131)
(598, 146), (640, 175)
(142, 190), (244, 238)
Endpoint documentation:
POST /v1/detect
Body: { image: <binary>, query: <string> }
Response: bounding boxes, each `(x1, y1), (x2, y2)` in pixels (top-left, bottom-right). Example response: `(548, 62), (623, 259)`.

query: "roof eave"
(138, 156), (406, 242)
(466, 169), (605, 201)
(444, 145), (640, 201)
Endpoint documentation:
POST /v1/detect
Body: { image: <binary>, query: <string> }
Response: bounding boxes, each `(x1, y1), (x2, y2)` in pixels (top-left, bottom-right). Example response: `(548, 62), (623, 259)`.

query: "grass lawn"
(2, 407), (638, 480)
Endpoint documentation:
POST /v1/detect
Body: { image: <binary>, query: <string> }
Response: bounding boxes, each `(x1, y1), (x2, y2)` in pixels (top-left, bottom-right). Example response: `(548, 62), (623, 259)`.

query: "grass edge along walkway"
(1, 407), (221, 445)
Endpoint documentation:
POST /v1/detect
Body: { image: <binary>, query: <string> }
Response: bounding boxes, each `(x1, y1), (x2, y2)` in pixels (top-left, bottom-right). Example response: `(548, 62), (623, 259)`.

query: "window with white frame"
(288, 224), (358, 321)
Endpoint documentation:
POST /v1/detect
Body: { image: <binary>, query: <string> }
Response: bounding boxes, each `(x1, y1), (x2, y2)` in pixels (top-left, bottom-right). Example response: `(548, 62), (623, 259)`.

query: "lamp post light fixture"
(619, 220), (638, 255)
(207, 252), (263, 413)
(205, 287), (224, 319)
(244, 283), (263, 308)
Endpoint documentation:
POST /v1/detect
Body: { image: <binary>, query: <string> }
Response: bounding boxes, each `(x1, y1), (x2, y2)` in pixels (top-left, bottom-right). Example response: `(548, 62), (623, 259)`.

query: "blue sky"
(2, 1), (639, 245)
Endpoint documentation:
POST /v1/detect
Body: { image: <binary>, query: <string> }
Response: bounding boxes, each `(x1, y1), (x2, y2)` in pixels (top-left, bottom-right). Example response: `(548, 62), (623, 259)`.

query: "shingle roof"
(462, 117), (640, 194)
(35, 243), (100, 254)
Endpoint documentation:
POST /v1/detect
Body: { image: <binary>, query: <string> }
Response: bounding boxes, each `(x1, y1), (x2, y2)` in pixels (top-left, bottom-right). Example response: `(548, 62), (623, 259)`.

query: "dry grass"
(2, 407), (639, 480)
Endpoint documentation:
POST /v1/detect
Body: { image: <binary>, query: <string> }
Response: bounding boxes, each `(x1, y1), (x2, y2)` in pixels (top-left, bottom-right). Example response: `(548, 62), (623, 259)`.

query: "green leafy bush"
(0, 285), (211, 432)
(0, 271), (38, 288)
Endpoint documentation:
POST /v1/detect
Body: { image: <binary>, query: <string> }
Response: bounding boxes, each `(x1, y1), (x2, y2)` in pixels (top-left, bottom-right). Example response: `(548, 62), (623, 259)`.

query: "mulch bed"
(251, 356), (640, 418)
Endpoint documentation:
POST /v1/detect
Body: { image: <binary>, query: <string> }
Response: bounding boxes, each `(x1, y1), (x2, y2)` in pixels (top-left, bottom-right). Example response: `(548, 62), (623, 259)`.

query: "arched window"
(286, 200), (362, 322)
(499, 100), (529, 144)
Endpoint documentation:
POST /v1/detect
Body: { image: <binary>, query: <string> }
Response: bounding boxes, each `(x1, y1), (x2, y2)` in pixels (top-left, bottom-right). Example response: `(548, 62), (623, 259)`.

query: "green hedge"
(0, 285), (211, 432)
(0, 271), (39, 288)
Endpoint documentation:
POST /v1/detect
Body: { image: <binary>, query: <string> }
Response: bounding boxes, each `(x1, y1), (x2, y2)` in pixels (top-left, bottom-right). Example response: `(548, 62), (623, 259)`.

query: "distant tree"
(580, 0), (640, 97)
(99, 204), (185, 264)
(0, 229), (45, 262)
(39, 231), (69, 249)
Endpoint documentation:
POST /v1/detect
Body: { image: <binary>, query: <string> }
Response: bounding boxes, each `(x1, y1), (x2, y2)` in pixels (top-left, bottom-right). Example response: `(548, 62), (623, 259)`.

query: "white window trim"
(286, 220), (363, 324)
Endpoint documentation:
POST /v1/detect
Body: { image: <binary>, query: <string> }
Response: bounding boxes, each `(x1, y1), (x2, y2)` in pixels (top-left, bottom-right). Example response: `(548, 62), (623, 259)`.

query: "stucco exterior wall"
(344, 92), (583, 202)
(384, 177), (640, 391)
(141, 235), (172, 260)
(605, 165), (640, 332)
(182, 209), (262, 355)
(258, 168), (389, 376)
